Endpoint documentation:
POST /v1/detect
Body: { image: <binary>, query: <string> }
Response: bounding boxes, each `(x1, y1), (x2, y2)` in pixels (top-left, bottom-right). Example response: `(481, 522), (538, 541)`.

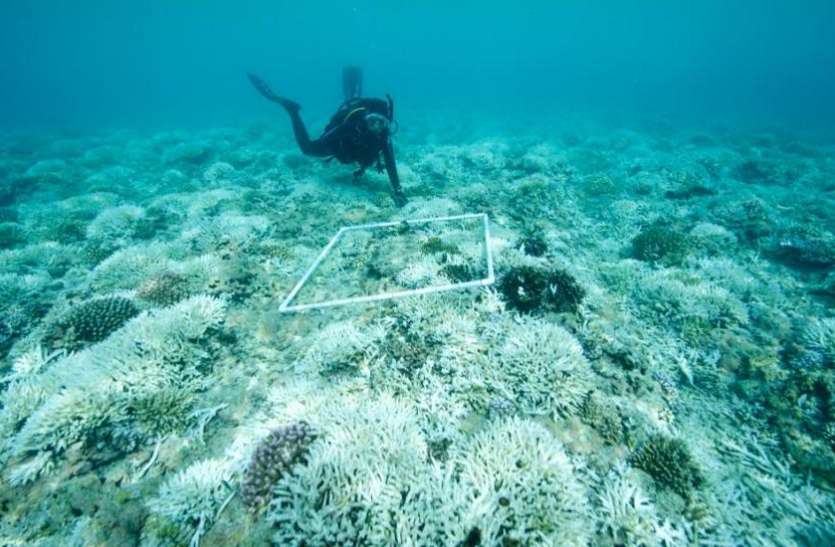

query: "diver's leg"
(247, 73), (301, 111)
(247, 73), (330, 156)
(285, 108), (329, 157)
(342, 66), (363, 100)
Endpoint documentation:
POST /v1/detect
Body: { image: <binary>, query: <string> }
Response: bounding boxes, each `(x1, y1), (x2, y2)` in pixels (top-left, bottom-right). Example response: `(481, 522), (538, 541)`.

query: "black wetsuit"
(287, 97), (400, 188)
(248, 68), (406, 206)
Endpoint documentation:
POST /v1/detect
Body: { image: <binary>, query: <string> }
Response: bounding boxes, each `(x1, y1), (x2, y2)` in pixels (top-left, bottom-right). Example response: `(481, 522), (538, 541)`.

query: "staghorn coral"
(596, 463), (665, 546)
(43, 296), (139, 352)
(266, 393), (466, 546)
(299, 320), (386, 375)
(240, 422), (314, 512)
(801, 317), (835, 365)
(120, 386), (196, 441)
(630, 434), (704, 499)
(394, 256), (443, 289)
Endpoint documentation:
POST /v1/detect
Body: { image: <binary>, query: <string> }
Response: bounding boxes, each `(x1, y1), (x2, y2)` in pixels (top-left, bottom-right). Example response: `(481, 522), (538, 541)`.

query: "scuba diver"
(247, 66), (407, 207)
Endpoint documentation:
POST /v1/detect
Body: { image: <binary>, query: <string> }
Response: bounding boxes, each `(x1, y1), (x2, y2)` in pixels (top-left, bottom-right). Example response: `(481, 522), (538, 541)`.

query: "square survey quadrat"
(278, 213), (495, 312)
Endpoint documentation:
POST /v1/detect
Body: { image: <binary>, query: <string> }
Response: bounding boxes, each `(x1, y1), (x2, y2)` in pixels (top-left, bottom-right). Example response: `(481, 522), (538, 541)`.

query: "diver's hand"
(393, 191), (408, 208)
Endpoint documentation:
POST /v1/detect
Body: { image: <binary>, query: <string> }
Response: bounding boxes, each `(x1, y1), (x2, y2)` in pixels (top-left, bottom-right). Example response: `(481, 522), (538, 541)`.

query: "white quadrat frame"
(278, 212), (495, 312)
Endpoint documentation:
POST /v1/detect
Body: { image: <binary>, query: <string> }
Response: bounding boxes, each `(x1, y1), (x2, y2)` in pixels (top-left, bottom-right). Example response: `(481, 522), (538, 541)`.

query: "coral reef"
(136, 271), (193, 306)
(631, 223), (691, 265)
(630, 434), (704, 499)
(42, 296), (139, 351)
(1, 123), (834, 545)
(241, 422), (314, 512)
(456, 417), (591, 546)
(497, 264), (585, 313)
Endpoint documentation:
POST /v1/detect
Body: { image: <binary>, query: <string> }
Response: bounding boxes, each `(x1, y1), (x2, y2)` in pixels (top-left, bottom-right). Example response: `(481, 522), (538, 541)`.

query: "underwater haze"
(2, 1), (835, 546)
(2, 0), (835, 132)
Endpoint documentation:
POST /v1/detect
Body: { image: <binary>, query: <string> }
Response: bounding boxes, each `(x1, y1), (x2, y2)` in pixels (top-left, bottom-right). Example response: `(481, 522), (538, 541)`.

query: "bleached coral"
(146, 458), (233, 545)
(456, 417), (591, 546)
(631, 268), (749, 337)
(596, 463), (659, 545)
(298, 320), (386, 375)
(180, 212), (271, 252)
(86, 205), (145, 241)
(2, 295), (226, 484)
(267, 393), (464, 545)
(488, 316), (593, 416)
(803, 317), (835, 364)
(399, 197), (462, 219)
(202, 161), (236, 184)
(0, 272), (49, 309)
(395, 257), (443, 288)
(90, 242), (174, 291)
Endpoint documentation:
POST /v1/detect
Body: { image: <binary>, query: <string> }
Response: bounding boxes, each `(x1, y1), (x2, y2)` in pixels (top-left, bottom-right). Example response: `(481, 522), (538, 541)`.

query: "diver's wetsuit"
(248, 67), (406, 207)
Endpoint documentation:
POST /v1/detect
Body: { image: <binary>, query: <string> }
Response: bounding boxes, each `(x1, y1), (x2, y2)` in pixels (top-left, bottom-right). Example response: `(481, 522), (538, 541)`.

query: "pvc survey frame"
(278, 212), (495, 312)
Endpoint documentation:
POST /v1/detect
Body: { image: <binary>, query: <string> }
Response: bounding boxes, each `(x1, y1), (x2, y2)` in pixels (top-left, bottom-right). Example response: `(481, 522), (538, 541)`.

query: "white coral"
(456, 417), (591, 546)
(268, 393), (457, 546)
(149, 458), (233, 542)
(299, 320), (386, 375)
(489, 316), (593, 416)
(803, 317), (835, 363)
(86, 205), (145, 241)
(3, 296), (226, 483)
(396, 257), (442, 289)
(597, 462), (659, 545)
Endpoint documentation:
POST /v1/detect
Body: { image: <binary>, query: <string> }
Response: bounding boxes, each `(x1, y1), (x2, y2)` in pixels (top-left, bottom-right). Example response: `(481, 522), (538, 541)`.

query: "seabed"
(0, 121), (834, 545)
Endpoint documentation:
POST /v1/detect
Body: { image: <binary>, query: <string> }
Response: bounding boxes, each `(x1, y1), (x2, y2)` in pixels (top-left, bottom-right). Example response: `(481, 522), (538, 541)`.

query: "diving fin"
(247, 73), (301, 113)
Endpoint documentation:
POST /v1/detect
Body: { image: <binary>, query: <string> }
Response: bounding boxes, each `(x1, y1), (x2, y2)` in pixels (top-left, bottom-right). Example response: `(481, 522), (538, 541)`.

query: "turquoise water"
(3, 1), (835, 132)
(1, 2), (835, 546)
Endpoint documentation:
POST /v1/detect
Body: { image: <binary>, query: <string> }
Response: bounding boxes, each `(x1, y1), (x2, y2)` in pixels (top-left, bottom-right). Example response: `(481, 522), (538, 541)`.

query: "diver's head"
(364, 113), (390, 137)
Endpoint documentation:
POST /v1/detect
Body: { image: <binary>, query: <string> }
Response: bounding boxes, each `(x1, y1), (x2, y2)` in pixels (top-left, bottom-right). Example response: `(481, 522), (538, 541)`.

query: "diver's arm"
(382, 139), (407, 207)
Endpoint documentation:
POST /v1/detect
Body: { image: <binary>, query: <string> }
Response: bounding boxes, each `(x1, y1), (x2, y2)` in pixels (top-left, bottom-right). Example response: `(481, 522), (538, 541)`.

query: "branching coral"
(299, 320), (386, 375)
(42, 296), (139, 352)
(498, 264), (585, 313)
(456, 417), (591, 546)
(630, 434), (704, 499)
(802, 318), (835, 365)
(596, 463), (662, 545)
(489, 316), (593, 416)
(631, 223), (690, 265)
(146, 458), (234, 546)
(267, 394), (463, 546)
(3, 295), (226, 484)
